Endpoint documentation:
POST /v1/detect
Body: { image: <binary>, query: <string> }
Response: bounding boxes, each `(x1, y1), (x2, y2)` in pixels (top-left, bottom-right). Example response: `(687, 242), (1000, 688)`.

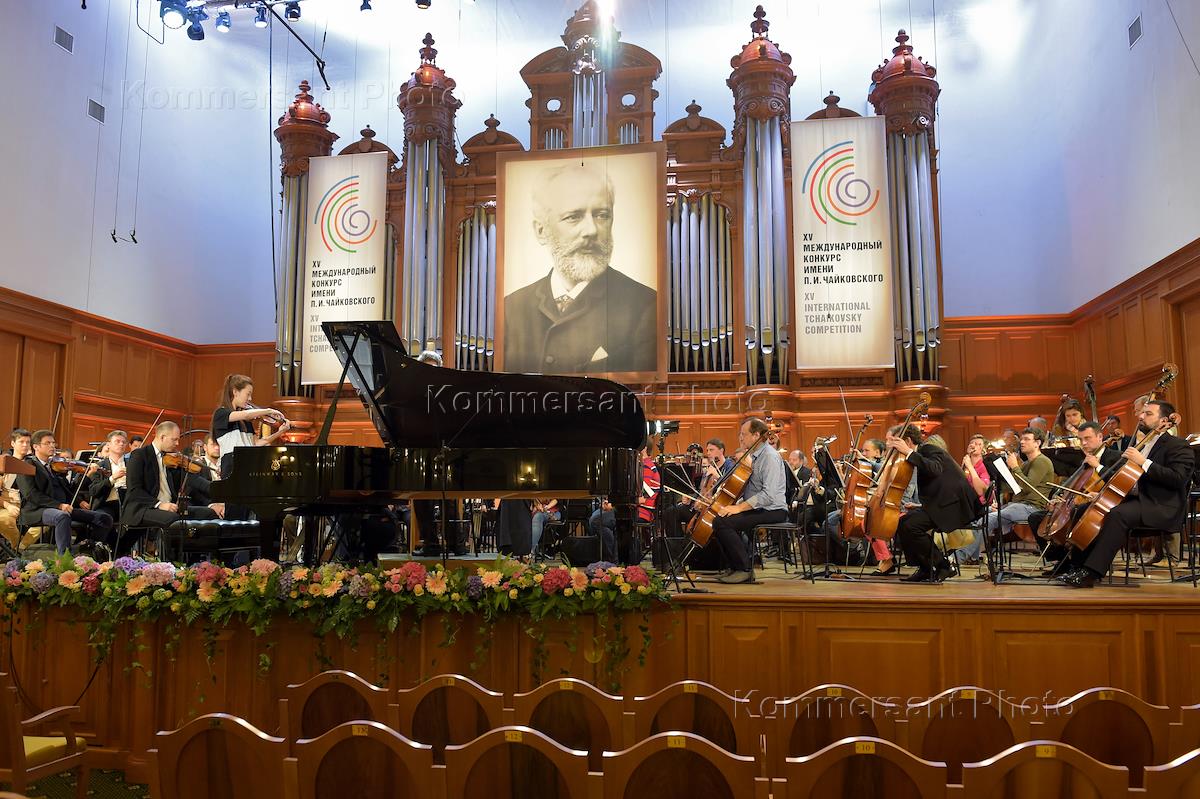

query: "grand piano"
(210, 320), (647, 564)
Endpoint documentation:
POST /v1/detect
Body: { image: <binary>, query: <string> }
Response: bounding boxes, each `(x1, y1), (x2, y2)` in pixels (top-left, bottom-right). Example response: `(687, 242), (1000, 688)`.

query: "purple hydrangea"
(141, 562), (176, 586)
(277, 571), (295, 598)
(466, 575), (483, 601)
(585, 561), (616, 578)
(112, 557), (145, 575)
(348, 575), (372, 598)
(30, 571), (56, 594)
(5, 560), (23, 578)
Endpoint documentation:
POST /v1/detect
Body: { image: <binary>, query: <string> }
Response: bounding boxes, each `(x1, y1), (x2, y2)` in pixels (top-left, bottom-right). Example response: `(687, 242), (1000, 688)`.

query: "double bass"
(864, 392), (931, 541)
(1067, 363), (1178, 550)
(838, 415), (875, 540)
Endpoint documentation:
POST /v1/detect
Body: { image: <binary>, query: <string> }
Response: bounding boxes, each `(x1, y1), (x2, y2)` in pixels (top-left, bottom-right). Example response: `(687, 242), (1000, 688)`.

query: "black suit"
(15, 458), (113, 553)
(503, 267), (656, 374)
(895, 444), (982, 571)
(1071, 433), (1195, 575)
(121, 446), (216, 530)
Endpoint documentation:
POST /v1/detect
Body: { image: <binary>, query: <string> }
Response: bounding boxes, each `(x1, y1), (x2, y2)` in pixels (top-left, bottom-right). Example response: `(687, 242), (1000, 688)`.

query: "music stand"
(980, 455), (1035, 584)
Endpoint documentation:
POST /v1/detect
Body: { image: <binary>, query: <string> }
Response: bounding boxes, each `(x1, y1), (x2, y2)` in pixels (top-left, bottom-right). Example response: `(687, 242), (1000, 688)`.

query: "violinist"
(0, 428), (34, 549)
(14, 430), (114, 554)
(707, 418), (787, 585)
(1050, 400), (1086, 445)
(86, 429), (130, 524)
(121, 422), (222, 547)
(211, 374), (293, 479)
(201, 435), (223, 482)
(884, 424), (979, 583)
(1057, 400), (1194, 588)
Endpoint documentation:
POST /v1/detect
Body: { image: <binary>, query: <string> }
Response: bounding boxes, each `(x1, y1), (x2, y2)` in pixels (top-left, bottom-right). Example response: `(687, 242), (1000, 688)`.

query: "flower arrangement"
(0, 554), (671, 674)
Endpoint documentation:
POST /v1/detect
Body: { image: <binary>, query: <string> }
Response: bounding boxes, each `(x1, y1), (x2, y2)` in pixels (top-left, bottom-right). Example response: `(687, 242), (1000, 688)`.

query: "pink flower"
(540, 567), (572, 595)
(624, 566), (650, 588)
(58, 571), (81, 589)
(399, 562), (427, 591)
(82, 574), (100, 595)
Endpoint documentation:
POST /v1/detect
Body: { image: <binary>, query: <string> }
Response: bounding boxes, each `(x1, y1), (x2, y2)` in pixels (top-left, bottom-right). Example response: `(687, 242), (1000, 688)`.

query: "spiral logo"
(800, 140), (881, 226)
(312, 175), (379, 254)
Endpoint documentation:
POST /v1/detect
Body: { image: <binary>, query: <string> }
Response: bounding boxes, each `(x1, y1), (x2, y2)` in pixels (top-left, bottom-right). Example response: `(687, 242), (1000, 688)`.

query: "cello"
(864, 392), (931, 541)
(685, 448), (754, 548)
(1040, 416), (1117, 545)
(839, 415), (875, 540)
(1067, 363), (1178, 550)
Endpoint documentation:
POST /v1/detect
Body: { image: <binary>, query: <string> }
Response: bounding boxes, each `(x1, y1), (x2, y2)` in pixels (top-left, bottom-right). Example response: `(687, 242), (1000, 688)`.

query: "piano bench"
(162, 519), (261, 565)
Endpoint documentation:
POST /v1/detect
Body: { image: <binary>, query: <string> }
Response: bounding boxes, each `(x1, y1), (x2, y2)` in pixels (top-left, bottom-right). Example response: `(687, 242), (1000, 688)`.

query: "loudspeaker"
(559, 535), (602, 566)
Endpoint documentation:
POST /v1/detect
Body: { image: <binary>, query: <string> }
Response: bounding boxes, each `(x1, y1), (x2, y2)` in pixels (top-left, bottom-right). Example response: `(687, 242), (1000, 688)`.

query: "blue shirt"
(742, 443), (788, 511)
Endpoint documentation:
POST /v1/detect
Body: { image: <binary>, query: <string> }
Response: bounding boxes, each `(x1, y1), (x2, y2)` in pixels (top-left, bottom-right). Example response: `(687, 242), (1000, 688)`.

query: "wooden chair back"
(781, 737), (947, 799)
(1040, 687), (1172, 788)
(905, 686), (1034, 783)
(150, 713), (287, 799)
(511, 677), (625, 769)
(289, 720), (434, 799)
(960, 740), (1128, 798)
(601, 731), (763, 799)
(443, 725), (592, 799)
(278, 670), (398, 743)
(0, 685), (35, 772)
(630, 681), (756, 756)
(394, 674), (505, 764)
(1144, 746), (1200, 798)
(771, 684), (899, 775)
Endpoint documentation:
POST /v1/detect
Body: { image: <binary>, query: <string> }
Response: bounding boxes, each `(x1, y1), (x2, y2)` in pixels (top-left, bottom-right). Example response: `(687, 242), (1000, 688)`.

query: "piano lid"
(323, 320), (647, 450)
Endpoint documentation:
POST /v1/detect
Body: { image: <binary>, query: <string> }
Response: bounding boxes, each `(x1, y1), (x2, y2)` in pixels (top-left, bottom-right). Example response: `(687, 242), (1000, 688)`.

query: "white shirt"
(151, 443), (172, 507)
(550, 271), (590, 304)
(106, 457), (126, 502)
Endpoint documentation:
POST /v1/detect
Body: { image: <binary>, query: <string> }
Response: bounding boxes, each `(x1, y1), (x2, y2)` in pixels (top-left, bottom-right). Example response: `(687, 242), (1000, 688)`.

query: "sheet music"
(991, 456), (1022, 495)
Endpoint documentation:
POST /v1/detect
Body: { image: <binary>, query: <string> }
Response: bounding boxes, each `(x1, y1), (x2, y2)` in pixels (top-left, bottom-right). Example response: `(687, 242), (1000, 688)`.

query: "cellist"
(708, 418), (788, 585)
(1057, 399), (1194, 588)
(883, 424), (981, 583)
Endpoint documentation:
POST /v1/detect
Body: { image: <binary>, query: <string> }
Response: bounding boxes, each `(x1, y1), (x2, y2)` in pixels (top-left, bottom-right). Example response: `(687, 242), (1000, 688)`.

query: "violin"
(49, 457), (109, 477)
(1068, 362), (1178, 550)
(864, 392), (932, 541)
(161, 452), (206, 474)
(246, 402), (290, 428)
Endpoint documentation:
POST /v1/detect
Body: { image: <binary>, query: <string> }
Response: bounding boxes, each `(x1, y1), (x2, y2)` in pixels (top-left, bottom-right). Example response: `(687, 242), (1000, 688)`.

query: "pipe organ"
(270, 2), (947, 439)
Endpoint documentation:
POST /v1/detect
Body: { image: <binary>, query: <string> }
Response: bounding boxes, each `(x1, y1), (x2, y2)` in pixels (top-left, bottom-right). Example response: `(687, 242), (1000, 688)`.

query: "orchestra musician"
(983, 428), (1055, 543)
(787, 450), (811, 483)
(86, 429), (130, 527)
(660, 438), (735, 539)
(121, 422), (224, 543)
(0, 428), (36, 550)
(201, 435), (222, 482)
(129, 434), (144, 450)
(952, 434), (993, 564)
(707, 418), (788, 585)
(1057, 399), (1195, 588)
(884, 424), (980, 583)
(531, 499), (561, 556)
(15, 429), (114, 554)
(211, 373), (293, 479)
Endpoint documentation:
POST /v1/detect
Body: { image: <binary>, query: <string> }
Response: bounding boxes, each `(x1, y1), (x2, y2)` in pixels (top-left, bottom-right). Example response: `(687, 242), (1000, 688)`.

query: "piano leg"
(613, 499), (637, 566)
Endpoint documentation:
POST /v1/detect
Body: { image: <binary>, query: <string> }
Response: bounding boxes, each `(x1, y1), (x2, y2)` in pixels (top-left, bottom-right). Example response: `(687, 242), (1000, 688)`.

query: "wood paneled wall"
(2, 235), (1198, 459)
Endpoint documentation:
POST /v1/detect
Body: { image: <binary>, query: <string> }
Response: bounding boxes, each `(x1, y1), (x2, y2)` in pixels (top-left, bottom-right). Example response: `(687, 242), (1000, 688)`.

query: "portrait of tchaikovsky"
(503, 163), (657, 375)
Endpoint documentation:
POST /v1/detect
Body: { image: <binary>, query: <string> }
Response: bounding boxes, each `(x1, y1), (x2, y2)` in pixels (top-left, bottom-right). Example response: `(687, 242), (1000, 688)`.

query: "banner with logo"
(790, 116), (894, 369)
(302, 151), (388, 385)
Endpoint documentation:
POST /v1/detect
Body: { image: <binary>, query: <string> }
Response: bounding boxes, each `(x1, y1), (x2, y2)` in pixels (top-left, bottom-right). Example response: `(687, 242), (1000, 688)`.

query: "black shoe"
(1060, 568), (1098, 589)
(452, 548), (469, 556)
(931, 563), (954, 584)
(901, 568), (931, 583)
(871, 564), (898, 577)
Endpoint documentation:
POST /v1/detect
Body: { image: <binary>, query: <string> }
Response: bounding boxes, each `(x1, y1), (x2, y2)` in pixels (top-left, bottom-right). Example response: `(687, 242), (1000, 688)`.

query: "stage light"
(253, 5), (268, 27)
(360, 0), (372, 9)
(187, 17), (205, 39)
(284, 2), (301, 20)
(215, 11), (231, 32)
(416, 0), (432, 9)
(160, 0), (187, 29)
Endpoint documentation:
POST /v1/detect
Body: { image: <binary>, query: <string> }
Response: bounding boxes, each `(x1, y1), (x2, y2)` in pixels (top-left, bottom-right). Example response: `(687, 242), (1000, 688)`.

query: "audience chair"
(630, 680), (757, 757)
(601, 731), (767, 799)
(394, 674), (505, 764)
(1143, 746), (1200, 798)
(149, 713), (287, 799)
(278, 670), (399, 749)
(960, 740), (1128, 798)
(286, 720), (435, 799)
(780, 737), (947, 799)
(510, 678), (625, 769)
(0, 679), (88, 799)
(905, 686), (1036, 783)
(1040, 687), (1172, 789)
(443, 725), (594, 799)
(770, 684), (900, 776)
